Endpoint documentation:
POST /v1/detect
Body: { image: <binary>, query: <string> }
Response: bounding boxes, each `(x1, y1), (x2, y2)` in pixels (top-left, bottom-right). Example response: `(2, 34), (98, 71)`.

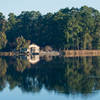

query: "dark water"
(0, 55), (100, 100)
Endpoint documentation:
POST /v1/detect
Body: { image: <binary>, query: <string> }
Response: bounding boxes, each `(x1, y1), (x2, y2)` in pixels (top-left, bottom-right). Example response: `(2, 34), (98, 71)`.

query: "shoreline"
(1, 50), (100, 57)
(62, 50), (100, 57)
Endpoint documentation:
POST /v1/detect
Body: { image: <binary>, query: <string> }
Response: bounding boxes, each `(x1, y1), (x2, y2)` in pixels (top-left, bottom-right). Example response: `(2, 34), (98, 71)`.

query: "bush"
(44, 46), (53, 52)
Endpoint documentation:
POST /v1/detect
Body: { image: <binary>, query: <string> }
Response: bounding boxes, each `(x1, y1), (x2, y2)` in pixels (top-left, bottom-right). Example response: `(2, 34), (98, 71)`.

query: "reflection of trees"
(43, 55), (53, 62)
(0, 58), (8, 77)
(15, 58), (31, 72)
(1, 57), (100, 95)
(0, 58), (7, 91)
(64, 57), (94, 94)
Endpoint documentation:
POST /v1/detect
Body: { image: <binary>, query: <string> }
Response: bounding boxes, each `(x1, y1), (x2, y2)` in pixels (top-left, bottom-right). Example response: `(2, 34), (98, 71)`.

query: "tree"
(8, 13), (17, 29)
(16, 36), (30, 50)
(0, 32), (7, 49)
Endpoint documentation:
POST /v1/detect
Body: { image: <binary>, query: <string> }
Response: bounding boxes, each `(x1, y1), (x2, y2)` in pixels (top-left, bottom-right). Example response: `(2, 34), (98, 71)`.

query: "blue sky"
(0, 0), (100, 17)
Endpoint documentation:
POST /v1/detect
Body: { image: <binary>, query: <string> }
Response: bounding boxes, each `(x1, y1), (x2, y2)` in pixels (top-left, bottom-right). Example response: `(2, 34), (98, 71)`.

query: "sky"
(0, 0), (100, 17)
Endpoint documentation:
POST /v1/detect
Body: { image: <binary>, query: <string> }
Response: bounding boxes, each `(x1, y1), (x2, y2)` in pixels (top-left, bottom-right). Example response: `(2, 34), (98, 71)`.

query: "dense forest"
(0, 6), (100, 51)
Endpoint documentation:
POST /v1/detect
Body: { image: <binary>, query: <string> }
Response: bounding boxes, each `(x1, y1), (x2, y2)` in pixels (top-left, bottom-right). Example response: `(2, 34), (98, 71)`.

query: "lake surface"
(0, 55), (100, 100)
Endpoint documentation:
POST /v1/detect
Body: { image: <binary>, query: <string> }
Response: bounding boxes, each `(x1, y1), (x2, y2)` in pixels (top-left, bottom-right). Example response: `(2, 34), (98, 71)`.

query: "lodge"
(20, 44), (40, 55)
(27, 44), (40, 54)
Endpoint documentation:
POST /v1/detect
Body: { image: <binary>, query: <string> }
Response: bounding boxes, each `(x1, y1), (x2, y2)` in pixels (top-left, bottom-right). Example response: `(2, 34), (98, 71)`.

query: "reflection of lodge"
(27, 55), (40, 64)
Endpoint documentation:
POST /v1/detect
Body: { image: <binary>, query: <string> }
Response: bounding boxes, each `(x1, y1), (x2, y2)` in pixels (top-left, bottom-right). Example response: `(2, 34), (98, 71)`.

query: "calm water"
(0, 55), (100, 100)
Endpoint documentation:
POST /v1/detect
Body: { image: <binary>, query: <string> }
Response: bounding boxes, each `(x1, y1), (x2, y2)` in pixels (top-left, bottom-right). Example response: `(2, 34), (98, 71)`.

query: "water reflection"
(0, 56), (100, 97)
(27, 55), (40, 64)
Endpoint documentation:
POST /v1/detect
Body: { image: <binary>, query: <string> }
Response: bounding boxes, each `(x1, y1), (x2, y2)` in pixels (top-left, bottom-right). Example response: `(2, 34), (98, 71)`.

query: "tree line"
(0, 6), (100, 51)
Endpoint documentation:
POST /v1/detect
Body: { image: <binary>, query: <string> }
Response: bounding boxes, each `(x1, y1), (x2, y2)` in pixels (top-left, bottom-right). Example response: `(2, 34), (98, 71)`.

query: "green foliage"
(8, 13), (17, 29)
(0, 6), (100, 50)
(0, 32), (7, 49)
(16, 36), (30, 50)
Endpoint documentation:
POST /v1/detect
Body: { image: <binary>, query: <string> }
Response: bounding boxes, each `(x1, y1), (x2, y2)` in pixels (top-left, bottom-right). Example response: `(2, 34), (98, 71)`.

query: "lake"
(0, 55), (100, 100)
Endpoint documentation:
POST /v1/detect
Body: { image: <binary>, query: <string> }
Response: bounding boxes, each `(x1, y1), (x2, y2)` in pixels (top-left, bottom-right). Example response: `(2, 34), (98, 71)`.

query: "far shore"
(0, 50), (100, 57)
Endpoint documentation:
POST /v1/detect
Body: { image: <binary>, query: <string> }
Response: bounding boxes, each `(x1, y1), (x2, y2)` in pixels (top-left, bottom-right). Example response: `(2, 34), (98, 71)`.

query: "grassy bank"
(63, 50), (100, 57)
